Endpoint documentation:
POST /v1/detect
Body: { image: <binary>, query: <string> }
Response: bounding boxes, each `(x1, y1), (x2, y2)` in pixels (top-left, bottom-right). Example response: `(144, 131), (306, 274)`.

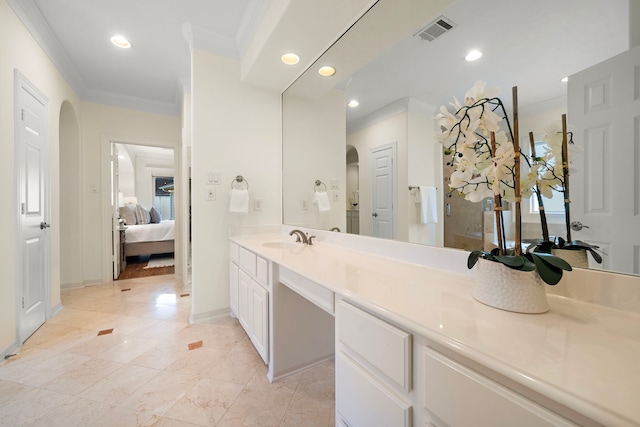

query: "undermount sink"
(261, 241), (304, 249)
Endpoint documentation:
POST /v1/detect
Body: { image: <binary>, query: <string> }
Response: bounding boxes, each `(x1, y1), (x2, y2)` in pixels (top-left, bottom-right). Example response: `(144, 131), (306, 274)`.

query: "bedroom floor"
(118, 254), (175, 280)
(0, 275), (335, 426)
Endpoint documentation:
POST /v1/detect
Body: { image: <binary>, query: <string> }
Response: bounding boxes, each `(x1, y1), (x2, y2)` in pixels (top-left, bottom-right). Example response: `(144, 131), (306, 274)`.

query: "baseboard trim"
(189, 307), (230, 324)
(0, 340), (21, 362)
(267, 354), (335, 383)
(50, 302), (63, 318)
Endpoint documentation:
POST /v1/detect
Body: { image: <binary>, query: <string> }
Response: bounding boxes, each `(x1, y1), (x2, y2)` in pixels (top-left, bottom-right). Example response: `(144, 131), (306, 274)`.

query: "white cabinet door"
(238, 270), (252, 333)
(229, 262), (239, 317)
(336, 352), (412, 427)
(251, 282), (269, 362)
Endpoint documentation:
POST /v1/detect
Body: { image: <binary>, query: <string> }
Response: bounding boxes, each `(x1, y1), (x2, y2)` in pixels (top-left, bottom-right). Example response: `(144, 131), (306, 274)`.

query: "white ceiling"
(8, 0), (267, 115)
(8, 0), (632, 121)
(339, 0), (630, 124)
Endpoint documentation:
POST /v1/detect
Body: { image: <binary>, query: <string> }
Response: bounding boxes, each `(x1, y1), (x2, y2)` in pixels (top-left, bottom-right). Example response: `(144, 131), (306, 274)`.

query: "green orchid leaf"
(494, 255), (525, 268)
(587, 248), (603, 264)
(533, 252), (573, 271)
(533, 240), (555, 254)
(467, 251), (481, 269)
(530, 254), (564, 285)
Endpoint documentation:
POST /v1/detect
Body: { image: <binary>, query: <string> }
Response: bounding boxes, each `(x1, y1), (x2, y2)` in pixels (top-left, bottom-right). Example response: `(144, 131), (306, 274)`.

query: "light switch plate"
(330, 179), (339, 190)
(301, 199), (308, 210)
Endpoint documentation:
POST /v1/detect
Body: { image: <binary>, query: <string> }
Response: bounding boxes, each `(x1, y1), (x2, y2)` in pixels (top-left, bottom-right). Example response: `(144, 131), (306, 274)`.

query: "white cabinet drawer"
(239, 247), (256, 276)
(279, 266), (334, 314)
(230, 242), (239, 264)
(337, 300), (411, 391)
(422, 347), (576, 427)
(256, 255), (268, 286)
(336, 352), (412, 427)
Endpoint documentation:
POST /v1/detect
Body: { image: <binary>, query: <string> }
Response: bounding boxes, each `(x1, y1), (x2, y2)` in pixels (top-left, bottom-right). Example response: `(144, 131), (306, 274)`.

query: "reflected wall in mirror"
(282, 0), (639, 276)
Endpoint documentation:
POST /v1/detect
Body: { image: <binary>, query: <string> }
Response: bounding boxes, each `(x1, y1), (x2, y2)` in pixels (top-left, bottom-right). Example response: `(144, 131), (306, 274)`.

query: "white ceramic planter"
(473, 259), (550, 314)
(551, 248), (589, 268)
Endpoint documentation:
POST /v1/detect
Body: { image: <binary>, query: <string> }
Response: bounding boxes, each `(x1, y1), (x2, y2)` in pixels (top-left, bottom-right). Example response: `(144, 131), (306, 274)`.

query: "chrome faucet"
(330, 227), (340, 232)
(289, 229), (308, 244)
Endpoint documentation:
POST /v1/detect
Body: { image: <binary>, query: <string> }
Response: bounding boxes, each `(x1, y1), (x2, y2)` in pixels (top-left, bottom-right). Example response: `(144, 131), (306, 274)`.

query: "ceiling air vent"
(414, 16), (456, 42)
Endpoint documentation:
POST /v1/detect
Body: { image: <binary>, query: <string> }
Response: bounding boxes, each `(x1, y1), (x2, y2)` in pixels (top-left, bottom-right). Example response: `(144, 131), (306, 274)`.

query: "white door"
(111, 144), (121, 279)
(16, 71), (49, 342)
(370, 144), (396, 239)
(568, 45), (640, 274)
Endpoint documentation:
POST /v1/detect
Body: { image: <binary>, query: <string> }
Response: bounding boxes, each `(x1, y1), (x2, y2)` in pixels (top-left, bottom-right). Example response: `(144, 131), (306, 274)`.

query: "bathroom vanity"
(229, 230), (640, 427)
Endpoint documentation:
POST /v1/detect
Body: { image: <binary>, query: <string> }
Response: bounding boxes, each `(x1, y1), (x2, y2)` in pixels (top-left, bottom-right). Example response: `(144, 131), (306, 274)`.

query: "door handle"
(372, 212), (378, 217)
(570, 221), (589, 231)
(40, 222), (50, 230)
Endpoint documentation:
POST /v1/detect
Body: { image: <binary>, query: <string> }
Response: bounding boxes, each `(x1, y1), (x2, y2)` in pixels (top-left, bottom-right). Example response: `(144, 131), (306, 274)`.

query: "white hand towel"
(313, 190), (331, 212)
(229, 189), (249, 213)
(418, 186), (438, 224)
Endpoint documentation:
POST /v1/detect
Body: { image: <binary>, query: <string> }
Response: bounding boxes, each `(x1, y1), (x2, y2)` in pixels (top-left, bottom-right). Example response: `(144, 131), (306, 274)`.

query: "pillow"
(119, 206), (137, 225)
(135, 204), (151, 225)
(149, 207), (162, 224)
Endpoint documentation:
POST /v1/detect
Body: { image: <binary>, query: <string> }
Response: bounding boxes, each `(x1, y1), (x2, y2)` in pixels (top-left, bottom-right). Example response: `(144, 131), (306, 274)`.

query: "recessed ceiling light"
(281, 53), (300, 65)
(110, 35), (131, 49)
(465, 49), (482, 61)
(560, 76), (569, 83)
(318, 66), (336, 77)
(347, 100), (359, 108)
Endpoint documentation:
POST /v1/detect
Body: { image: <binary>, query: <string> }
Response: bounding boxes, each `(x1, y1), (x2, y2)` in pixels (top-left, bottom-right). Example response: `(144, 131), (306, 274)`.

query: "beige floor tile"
(280, 394), (334, 427)
(208, 349), (265, 385)
(82, 364), (161, 405)
(91, 405), (161, 427)
(4, 275), (336, 426)
(164, 378), (244, 426)
(0, 386), (75, 426)
(96, 335), (163, 363)
(119, 370), (199, 416)
(129, 341), (188, 370)
(42, 357), (124, 395)
(27, 396), (113, 427)
(165, 345), (229, 377)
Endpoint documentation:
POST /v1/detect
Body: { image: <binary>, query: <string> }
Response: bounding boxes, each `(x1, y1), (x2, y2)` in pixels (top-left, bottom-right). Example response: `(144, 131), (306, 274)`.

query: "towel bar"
(314, 180), (327, 192)
(231, 175), (249, 190)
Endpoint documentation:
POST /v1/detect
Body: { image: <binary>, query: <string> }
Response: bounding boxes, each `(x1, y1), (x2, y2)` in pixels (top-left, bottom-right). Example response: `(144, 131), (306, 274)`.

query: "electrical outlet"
(333, 191), (340, 202)
(254, 198), (262, 211)
(207, 188), (216, 201)
(301, 199), (308, 210)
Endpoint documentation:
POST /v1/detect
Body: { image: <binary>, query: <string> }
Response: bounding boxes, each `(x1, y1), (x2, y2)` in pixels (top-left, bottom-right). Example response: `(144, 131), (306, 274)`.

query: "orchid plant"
(528, 121), (603, 262)
(437, 81), (572, 285)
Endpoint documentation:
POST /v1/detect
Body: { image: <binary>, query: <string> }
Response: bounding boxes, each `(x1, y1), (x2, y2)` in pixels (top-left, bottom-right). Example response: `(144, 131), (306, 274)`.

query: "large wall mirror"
(283, 0), (639, 276)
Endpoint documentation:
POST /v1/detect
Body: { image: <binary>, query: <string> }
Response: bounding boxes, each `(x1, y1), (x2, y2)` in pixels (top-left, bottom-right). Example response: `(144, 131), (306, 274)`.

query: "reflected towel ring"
(231, 175), (249, 190)
(314, 180), (327, 192)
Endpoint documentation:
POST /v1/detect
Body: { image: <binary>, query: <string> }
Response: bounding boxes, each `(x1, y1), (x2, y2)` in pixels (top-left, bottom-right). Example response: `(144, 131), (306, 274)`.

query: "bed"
(123, 220), (175, 257)
(118, 201), (175, 257)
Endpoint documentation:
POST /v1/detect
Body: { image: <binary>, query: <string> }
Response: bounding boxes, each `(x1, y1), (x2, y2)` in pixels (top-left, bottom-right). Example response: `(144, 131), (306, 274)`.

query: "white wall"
(283, 90), (346, 231)
(347, 109), (408, 240)
(191, 49), (281, 320)
(79, 101), (181, 283)
(0, 0), (81, 353)
(407, 104), (443, 246)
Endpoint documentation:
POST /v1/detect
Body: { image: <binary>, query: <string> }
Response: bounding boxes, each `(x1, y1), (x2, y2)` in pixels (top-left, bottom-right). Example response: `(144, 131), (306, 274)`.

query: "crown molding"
(183, 22), (239, 59)
(84, 88), (180, 116)
(7, 0), (86, 95)
(9, 0), (180, 116)
(236, 0), (270, 57)
(347, 97), (411, 135)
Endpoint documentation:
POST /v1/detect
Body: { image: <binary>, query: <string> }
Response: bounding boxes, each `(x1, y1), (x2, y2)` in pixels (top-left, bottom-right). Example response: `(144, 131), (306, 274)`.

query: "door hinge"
(22, 297), (24, 309)
(21, 109), (25, 121)
(21, 203), (25, 214)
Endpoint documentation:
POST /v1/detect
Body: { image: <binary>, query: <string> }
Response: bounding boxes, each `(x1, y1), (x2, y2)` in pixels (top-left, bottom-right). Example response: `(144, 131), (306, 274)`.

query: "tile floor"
(0, 274), (335, 426)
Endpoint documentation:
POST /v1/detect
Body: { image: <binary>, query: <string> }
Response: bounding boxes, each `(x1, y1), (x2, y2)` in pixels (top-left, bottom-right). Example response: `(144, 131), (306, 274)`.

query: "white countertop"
(231, 233), (640, 427)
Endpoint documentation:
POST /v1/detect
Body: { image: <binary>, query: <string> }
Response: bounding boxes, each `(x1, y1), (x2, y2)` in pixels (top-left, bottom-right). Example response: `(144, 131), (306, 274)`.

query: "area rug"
(144, 255), (175, 269)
